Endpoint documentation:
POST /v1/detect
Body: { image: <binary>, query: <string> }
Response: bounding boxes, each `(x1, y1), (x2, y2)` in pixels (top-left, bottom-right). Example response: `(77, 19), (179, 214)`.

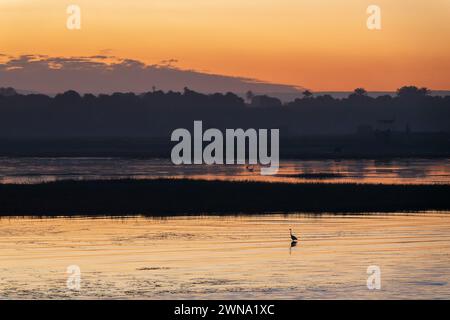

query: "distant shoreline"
(0, 179), (449, 216)
(1, 134), (449, 159)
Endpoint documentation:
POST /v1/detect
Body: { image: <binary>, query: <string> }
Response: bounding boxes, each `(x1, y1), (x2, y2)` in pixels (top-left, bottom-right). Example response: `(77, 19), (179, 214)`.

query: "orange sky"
(1, 0), (450, 91)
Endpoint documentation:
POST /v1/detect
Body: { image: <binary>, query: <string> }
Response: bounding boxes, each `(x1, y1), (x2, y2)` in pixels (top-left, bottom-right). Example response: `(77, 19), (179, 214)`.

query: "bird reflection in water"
(289, 240), (298, 255)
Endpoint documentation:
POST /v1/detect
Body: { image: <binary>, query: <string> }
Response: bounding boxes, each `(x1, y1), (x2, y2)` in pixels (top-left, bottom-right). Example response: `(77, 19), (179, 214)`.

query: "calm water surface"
(0, 157), (449, 184)
(1, 213), (450, 299)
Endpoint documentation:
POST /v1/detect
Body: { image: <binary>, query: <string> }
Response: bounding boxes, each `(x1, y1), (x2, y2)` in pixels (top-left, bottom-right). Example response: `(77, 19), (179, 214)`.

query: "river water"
(0, 157), (449, 184)
(1, 213), (449, 299)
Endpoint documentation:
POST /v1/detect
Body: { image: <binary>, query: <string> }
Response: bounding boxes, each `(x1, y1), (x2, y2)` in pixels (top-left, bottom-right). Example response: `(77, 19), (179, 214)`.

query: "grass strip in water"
(0, 179), (449, 216)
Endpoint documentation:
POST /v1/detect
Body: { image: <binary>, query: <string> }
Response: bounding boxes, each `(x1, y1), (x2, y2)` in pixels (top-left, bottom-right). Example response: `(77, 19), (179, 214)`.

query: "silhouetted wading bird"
(289, 229), (298, 242)
(246, 165), (255, 172)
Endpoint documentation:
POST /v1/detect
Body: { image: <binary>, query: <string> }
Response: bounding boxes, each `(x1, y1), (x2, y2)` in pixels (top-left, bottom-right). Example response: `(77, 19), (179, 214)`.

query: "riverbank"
(0, 179), (449, 216)
(1, 134), (449, 159)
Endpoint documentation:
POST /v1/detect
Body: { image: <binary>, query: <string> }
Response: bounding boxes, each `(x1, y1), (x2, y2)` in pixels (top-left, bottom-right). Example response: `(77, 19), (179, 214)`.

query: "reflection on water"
(0, 157), (449, 184)
(1, 213), (450, 299)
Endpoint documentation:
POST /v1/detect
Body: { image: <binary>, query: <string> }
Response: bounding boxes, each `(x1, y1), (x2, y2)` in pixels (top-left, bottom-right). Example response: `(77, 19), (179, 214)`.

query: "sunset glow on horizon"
(1, 0), (450, 91)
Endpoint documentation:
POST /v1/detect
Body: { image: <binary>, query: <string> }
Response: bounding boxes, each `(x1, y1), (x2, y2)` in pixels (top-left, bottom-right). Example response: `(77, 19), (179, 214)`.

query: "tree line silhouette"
(0, 86), (449, 138)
